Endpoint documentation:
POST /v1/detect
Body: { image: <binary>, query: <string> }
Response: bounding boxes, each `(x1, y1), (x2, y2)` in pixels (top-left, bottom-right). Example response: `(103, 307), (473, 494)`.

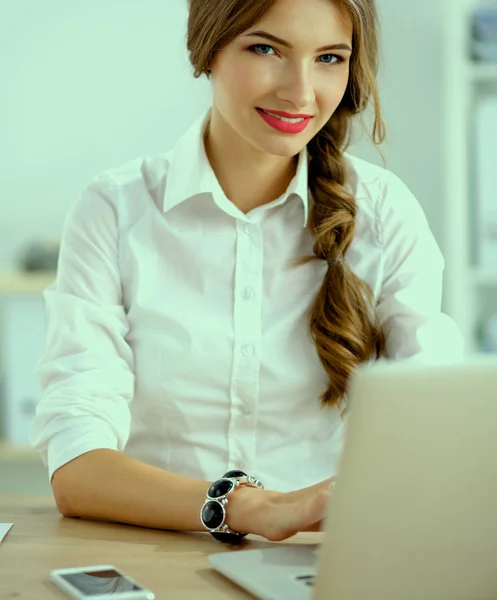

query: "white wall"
(351, 0), (456, 250)
(1, 0), (451, 270)
(0, 0), (211, 269)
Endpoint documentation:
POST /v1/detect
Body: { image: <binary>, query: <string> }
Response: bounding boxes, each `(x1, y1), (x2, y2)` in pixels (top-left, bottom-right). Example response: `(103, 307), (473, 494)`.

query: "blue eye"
(249, 44), (344, 65)
(251, 44), (275, 55)
(319, 54), (343, 65)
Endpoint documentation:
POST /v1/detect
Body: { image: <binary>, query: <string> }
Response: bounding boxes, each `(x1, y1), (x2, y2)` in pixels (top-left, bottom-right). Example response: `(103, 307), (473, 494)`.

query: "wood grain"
(0, 494), (322, 599)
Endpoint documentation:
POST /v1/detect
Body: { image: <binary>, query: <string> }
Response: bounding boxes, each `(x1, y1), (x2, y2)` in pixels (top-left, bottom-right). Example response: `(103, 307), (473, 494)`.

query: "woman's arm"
(52, 448), (330, 541)
(52, 449), (215, 531)
(30, 175), (136, 482)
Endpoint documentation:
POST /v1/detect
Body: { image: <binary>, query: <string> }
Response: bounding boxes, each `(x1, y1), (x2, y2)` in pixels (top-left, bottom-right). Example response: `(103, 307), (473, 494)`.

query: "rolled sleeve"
(376, 171), (465, 364)
(29, 175), (134, 480)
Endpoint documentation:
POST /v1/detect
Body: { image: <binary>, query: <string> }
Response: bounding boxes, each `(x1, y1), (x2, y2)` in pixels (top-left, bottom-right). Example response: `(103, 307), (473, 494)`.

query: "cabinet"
(444, 1), (497, 353)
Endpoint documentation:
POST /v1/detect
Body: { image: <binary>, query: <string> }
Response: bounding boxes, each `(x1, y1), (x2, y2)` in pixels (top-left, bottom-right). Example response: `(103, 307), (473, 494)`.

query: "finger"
(261, 491), (330, 542)
(284, 479), (334, 504)
(282, 492), (329, 537)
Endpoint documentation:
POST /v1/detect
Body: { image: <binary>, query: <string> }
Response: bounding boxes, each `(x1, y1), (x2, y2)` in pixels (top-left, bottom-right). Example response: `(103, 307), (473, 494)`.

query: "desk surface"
(0, 494), (321, 599)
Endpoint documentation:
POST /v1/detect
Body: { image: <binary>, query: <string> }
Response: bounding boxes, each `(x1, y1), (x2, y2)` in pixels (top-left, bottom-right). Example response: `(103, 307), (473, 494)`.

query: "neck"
(204, 110), (298, 215)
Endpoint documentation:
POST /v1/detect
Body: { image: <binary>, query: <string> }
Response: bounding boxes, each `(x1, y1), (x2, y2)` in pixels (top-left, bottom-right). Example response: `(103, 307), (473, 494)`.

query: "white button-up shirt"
(30, 107), (464, 491)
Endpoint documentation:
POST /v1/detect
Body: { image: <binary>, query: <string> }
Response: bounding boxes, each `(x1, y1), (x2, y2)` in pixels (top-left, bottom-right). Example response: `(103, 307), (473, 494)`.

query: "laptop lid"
(315, 356), (497, 600)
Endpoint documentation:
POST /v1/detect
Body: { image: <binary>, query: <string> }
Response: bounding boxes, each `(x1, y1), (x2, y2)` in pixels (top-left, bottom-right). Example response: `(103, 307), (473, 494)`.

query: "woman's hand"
(226, 478), (335, 542)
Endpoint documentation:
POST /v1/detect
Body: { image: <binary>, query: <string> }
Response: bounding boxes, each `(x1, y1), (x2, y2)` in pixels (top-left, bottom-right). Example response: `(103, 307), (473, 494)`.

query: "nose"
(275, 62), (316, 109)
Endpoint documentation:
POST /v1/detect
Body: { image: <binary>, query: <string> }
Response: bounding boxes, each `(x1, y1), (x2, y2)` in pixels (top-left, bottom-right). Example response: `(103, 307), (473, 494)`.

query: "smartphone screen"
(58, 568), (144, 597)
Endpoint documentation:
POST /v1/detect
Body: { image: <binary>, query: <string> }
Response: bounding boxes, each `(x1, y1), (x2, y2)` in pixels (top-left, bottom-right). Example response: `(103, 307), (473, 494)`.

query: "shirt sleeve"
(29, 174), (135, 481)
(375, 170), (465, 363)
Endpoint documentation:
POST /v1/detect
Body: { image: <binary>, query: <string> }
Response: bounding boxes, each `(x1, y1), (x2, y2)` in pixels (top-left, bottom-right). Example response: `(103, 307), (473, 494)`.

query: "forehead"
(252, 0), (353, 40)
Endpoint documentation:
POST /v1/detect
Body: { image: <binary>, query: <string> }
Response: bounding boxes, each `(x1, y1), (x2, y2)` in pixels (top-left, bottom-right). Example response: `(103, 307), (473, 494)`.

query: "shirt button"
(244, 224), (252, 235)
(241, 404), (251, 415)
(241, 344), (253, 356)
(242, 287), (255, 301)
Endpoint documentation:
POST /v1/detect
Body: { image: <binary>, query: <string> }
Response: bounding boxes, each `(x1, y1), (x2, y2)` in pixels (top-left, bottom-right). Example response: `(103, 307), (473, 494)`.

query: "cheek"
(224, 57), (276, 99)
(320, 72), (350, 109)
(216, 64), (252, 103)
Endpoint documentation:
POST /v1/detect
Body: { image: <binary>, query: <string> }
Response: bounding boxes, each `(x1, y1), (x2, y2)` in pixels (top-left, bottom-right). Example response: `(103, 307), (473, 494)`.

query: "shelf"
(0, 271), (56, 294)
(472, 268), (497, 286)
(0, 442), (39, 462)
(468, 62), (497, 82)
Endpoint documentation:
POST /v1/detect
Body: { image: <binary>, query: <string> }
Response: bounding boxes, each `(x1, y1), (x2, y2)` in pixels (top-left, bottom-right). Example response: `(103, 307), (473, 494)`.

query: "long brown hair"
(187, 0), (386, 408)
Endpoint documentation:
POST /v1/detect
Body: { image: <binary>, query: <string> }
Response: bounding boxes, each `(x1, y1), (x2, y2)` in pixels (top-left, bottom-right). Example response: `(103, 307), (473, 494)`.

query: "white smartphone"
(49, 565), (155, 600)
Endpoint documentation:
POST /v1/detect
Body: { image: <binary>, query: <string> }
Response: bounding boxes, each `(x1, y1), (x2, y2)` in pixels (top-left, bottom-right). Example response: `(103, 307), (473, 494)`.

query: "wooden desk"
(0, 495), (322, 599)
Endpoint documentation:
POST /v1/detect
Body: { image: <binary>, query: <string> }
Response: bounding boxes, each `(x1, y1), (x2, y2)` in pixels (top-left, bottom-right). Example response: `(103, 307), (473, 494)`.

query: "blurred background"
(1, 0), (496, 494)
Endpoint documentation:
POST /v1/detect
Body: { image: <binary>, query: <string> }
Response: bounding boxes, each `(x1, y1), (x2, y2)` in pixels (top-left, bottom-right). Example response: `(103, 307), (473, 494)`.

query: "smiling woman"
(30, 0), (463, 548)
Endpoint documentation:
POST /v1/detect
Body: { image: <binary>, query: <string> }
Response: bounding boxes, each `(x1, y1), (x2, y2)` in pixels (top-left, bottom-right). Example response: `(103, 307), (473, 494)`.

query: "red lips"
(258, 108), (313, 119)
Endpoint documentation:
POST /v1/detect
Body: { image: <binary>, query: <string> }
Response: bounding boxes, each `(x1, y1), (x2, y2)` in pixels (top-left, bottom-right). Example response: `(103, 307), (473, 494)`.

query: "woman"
(30, 0), (463, 543)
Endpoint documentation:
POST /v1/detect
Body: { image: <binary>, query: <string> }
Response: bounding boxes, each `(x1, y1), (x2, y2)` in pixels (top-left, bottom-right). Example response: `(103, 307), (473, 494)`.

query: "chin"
(254, 138), (305, 158)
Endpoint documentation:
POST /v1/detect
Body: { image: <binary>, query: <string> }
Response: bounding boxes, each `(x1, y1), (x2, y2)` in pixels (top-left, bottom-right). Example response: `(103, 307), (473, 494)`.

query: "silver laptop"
(209, 356), (497, 600)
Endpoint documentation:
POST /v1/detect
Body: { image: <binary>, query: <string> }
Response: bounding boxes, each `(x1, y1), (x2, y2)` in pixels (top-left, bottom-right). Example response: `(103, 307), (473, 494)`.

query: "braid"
(298, 114), (385, 408)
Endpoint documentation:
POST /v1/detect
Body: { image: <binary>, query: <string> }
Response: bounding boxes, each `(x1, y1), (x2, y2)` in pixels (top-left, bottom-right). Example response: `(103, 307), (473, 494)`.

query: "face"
(208, 0), (353, 159)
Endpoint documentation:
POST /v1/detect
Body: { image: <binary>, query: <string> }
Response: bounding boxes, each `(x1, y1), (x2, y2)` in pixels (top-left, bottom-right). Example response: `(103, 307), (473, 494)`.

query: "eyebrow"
(244, 30), (352, 53)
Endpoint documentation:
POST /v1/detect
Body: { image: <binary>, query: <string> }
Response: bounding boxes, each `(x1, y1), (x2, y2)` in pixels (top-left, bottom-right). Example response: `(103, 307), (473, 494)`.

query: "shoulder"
(99, 151), (173, 201)
(343, 152), (430, 248)
(343, 152), (422, 214)
(70, 151), (174, 222)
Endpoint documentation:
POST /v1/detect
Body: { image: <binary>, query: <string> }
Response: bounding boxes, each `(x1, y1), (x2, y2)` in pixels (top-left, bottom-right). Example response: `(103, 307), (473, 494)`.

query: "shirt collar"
(163, 106), (309, 228)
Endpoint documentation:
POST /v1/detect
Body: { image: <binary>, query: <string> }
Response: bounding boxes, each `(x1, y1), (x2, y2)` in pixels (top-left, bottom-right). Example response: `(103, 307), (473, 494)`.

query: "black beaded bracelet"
(200, 470), (264, 544)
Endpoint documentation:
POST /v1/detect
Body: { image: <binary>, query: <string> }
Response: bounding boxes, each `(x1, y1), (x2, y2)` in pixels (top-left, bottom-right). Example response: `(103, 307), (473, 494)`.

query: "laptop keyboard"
(295, 574), (316, 587)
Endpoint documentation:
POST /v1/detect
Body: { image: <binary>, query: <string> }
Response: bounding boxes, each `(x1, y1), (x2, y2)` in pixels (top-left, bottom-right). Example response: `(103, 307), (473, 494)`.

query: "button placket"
(227, 220), (264, 470)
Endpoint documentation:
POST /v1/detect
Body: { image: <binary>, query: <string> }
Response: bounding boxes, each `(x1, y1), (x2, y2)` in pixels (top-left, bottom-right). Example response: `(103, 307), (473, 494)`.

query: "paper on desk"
(0, 523), (13, 542)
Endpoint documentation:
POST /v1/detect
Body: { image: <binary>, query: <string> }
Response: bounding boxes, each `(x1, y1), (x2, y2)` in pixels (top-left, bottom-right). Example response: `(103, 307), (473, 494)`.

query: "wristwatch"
(200, 470), (264, 543)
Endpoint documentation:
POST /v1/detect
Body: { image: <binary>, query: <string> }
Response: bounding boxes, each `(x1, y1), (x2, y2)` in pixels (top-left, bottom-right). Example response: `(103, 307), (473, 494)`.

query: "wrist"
(225, 485), (277, 536)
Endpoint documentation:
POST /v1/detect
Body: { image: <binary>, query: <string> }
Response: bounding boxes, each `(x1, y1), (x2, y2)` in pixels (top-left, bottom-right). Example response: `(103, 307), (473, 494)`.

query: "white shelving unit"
(444, 0), (497, 354)
(0, 271), (56, 463)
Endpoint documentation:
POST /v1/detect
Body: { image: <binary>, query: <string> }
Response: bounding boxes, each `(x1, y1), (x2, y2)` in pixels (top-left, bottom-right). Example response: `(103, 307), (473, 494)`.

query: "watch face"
(207, 478), (235, 499)
(201, 500), (225, 530)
